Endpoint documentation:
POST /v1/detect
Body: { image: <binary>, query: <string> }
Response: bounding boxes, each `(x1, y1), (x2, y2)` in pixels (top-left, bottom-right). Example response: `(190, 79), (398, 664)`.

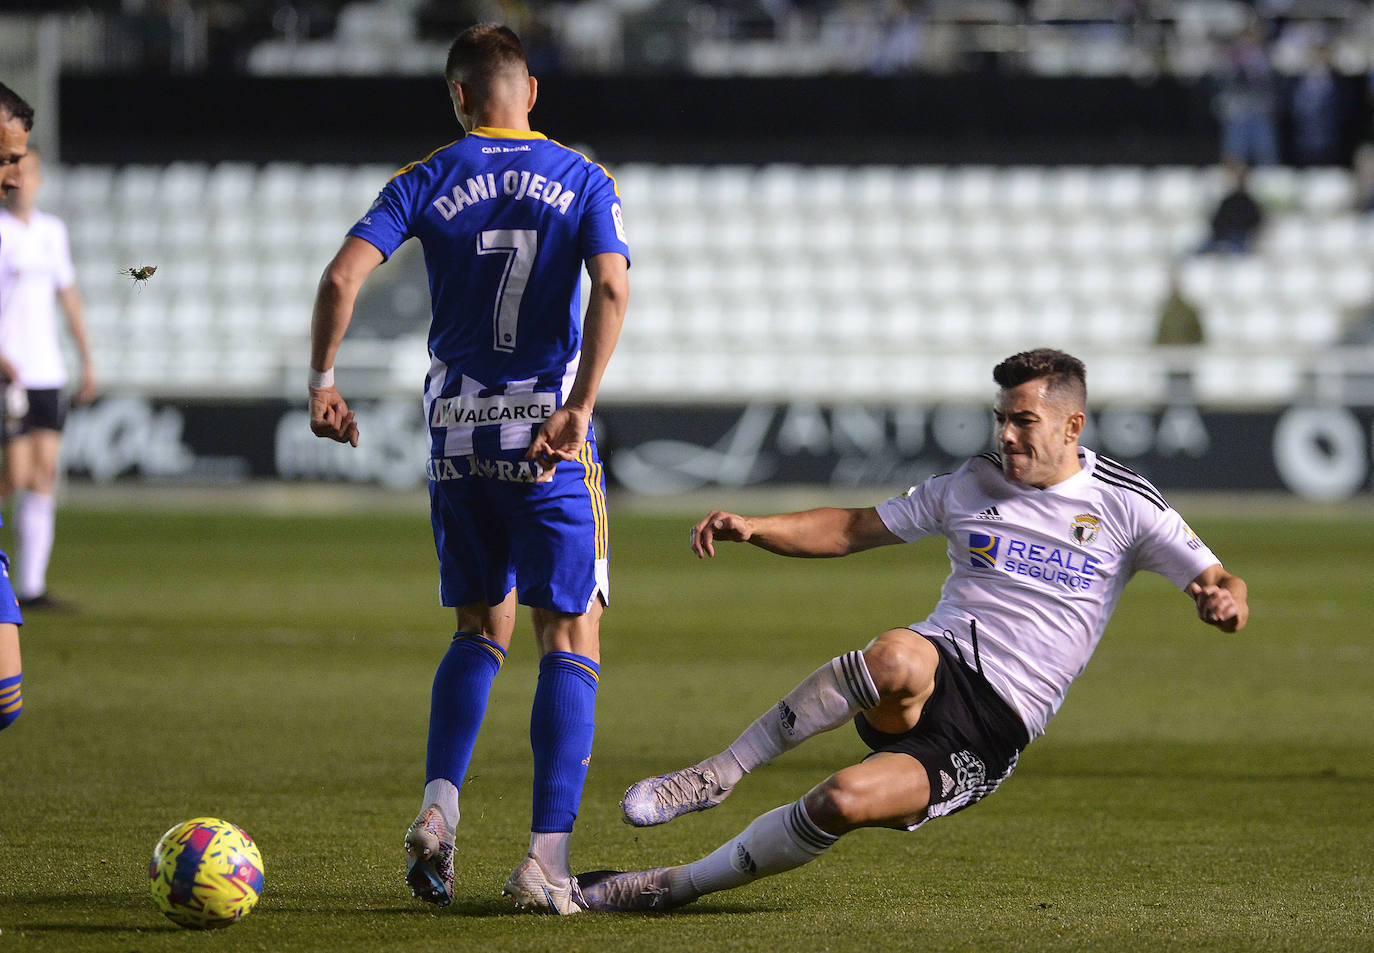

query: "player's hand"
(690, 510), (752, 558)
(309, 385), (359, 447)
(1185, 581), (1245, 632)
(525, 405), (591, 482)
(74, 369), (97, 406)
(0, 356), (16, 384)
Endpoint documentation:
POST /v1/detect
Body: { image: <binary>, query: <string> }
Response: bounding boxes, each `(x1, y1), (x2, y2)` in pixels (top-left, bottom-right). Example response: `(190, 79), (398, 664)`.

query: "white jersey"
(875, 447), (1219, 741)
(0, 207), (76, 389)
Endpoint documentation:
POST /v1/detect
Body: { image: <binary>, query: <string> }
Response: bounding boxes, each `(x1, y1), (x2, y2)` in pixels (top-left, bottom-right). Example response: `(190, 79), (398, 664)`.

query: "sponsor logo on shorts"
(948, 750), (987, 797)
(427, 454), (541, 484)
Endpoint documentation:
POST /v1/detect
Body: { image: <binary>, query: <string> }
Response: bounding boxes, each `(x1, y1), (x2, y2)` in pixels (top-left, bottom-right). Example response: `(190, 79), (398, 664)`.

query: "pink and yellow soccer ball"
(148, 817), (264, 929)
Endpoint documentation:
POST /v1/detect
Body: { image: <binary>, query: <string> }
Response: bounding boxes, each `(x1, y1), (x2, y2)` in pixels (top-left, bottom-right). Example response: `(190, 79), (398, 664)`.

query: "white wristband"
(308, 366), (335, 390)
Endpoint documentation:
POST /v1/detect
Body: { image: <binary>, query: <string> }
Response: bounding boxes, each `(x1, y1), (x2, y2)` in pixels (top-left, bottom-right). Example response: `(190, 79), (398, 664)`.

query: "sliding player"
(581, 349), (1248, 912)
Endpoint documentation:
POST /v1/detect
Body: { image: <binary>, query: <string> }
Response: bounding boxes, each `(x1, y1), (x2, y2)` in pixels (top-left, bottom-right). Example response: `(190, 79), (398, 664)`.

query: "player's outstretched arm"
(1185, 564), (1249, 632)
(308, 237), (384, 447)
(690, 506), (900, 559)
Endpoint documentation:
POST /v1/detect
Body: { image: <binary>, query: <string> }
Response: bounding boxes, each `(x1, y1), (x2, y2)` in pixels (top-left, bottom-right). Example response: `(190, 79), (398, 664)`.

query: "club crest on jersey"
(1071, 514), (1100, 546)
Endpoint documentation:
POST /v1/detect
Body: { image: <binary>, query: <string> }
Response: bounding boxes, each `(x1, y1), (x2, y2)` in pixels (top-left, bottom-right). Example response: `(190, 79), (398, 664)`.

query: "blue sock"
(425, 634), (505, 788)
(0, 672), (21, 731)
(529, 652), (599, 833)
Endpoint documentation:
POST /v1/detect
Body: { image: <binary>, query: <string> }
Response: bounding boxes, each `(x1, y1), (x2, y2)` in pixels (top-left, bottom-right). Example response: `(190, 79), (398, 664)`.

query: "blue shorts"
(0, 552), (23, 625)
(428, 442), (609, 614)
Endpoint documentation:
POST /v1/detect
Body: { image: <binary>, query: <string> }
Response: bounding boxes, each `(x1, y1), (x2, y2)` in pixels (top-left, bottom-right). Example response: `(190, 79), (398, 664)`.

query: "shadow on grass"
(262, 899), (787, 918)
(8, 924), (174, 935)
(1023, 764), (1373, 784)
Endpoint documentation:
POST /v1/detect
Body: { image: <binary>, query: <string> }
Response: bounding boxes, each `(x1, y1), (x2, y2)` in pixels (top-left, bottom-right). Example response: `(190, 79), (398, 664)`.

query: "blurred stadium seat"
(43, 162), (1374, 404)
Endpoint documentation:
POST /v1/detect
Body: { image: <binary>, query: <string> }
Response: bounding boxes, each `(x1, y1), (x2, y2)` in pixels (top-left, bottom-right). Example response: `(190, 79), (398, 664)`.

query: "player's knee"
(531, 606), (601, 658)
(33, 466), (58, 494)
(804, 774), (868, 834)
(862, 633), (935, 701)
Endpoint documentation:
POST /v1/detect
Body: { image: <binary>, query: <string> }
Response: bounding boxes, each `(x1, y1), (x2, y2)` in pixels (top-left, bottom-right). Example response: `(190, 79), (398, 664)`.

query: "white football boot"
(621, 761), (734, 827)
(578, 868), (678, 912)
(502, 855), (588, 915)
(404, 805), (455, 906)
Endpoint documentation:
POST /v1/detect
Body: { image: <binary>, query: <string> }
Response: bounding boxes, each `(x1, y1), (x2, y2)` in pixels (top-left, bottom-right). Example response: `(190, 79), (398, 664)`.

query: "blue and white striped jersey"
(349, 127), (629, 459)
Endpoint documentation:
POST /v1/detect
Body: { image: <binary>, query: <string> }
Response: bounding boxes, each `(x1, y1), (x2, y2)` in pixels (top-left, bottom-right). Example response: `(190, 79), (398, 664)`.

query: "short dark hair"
(444, 23), (527, 96)
(0, 82), (34, 131)
(993, 348), (1087, 408)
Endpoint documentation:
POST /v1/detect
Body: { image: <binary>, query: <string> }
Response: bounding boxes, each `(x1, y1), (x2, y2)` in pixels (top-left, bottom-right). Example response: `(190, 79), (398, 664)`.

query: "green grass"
(1, 494), (1371, 951)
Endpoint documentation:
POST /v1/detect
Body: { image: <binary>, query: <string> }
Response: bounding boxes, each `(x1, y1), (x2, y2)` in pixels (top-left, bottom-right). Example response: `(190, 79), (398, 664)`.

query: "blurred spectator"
(1155, 269), (1205, 345)
(1194, 159), (1265, 255)
(1210, 25), (1280, 167)
(1339, 310), (1374, 346)
(1288, 43), (1343, 167)
(1154, 267), (1205, 402)
(1353, 142), (1374, 213)
(869, 0), (924, 75)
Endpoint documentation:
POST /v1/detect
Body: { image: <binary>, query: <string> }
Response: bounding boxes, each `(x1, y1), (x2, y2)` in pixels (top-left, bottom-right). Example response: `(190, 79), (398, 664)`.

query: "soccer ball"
(148, 816), (264, 929)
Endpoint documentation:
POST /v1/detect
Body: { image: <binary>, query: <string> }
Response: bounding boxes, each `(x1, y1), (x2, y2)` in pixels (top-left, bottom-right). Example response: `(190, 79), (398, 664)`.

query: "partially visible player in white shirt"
(579, 347), (1249, 912)
(0, 79), (34, 734)
(0, 147), (96, 608)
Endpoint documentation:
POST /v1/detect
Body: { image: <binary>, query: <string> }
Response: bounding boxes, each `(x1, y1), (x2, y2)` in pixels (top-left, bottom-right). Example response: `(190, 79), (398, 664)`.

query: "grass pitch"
(0, 489), (1371, 952)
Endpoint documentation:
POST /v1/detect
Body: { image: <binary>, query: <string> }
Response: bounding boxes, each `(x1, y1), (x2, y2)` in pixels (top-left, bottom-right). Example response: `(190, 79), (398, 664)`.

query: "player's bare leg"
(406, 593), (518, 906)
(502, 600), (603, 915)
(0, 428), (29, 499)
(622, 628), (937, 826)
(11, 428), (61, 604)
(0, 428), (35, 529)
(584, 751), (932, 912)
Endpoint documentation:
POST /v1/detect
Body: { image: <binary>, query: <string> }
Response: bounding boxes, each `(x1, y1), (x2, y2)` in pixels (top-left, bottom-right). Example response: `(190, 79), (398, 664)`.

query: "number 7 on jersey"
(477, 229), (539, 353)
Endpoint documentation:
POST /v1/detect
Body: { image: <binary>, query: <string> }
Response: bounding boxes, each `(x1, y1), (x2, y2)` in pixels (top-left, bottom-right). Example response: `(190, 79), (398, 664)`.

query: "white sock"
(421, 778), (459, 841)
(725, 651), (879, 776)
(672, 799), (838, 903)
(15, 491), (55, 600)
(529, 831), (572, 888)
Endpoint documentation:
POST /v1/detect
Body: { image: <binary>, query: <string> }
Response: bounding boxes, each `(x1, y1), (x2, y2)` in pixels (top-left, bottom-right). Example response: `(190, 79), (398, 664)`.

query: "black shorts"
(4, 388), (67, 441)
(854, 634), (1030, 830)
